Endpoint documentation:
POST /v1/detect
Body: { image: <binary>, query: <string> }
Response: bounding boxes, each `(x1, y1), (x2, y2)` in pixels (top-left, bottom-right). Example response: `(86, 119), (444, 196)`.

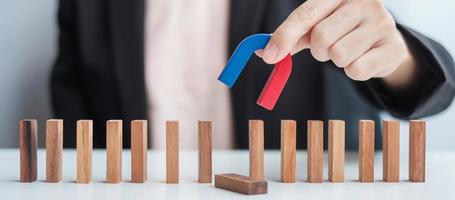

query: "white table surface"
(0, 149), (454, 200)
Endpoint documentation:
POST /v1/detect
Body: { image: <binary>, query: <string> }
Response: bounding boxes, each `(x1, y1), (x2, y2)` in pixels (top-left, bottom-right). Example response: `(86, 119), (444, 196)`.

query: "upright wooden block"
(307, 120), (323, 183)
(131, 120), (148, 183)
(77, 120), (93, 184)
(383, 120), (400, 182)
(198, 121), (212, 183)
(328, 120), (345, 182)
(359, 120), (375, 182)
(106, 120), (122, 183)
(19, 119), (38, 182)
(280, 120), (296, 183)
(249, 120), (264, 180)
(215, 173), (268, 195)
(409, 120), (426, 182)
(46, 119), (63, 183)
(166, 121), (179, 184)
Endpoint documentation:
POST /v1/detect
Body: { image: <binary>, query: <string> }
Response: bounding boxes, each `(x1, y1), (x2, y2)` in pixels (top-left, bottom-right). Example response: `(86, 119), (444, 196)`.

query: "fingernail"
(263, 43), (278, 63)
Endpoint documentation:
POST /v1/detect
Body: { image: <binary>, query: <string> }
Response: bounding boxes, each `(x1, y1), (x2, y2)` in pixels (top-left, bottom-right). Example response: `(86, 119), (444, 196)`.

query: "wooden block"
(166, 121), (179, 184)
(307, 120), (323, 183)
(77, 120), (93, 184)
(328, 120), (345, 182)
(131, 120), (148, 183)
(19, 119), (38, 182)
(383, 120), (400, 182)
(280, 120), (296, 183)
(249, 120), (264, 180)
(359, 120), (375, 182)
(215, 173), (267, 195)
(46, 119), (63, 183)
(198, 121), (212, 183)
(409, 120), (425, 182)
(106, 120), (122, 183)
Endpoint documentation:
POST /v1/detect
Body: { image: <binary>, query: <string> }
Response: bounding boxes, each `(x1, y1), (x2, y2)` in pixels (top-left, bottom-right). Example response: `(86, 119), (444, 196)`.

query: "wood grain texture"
(215, 173), (268, 195)
(131, 120), (148, 183)
(307, 120), (323, 183)
(383, 120), (400, 182)
(359, 120), (375, 182)
(249, 120), (264, 180)
(46, 119), (63, 183)
(198, 121), (212, 183)
(19, 119), (38, 182)
(77, 120), (93, 184)
(166, 121), (179, 184)
(280, 120), (296, 183)
(328, 120), (345, 182)
(106, 120), (122, 183)
(409, 120), (425, 182)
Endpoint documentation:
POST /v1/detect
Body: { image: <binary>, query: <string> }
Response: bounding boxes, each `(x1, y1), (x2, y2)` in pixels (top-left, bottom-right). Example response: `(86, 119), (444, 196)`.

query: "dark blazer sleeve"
(353, 23), (455, 119)
(50, 0), (90, 147)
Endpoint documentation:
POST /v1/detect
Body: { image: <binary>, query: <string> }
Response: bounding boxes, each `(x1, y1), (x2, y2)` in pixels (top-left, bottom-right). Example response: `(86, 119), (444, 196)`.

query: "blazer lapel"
(108, 0), (148, 118)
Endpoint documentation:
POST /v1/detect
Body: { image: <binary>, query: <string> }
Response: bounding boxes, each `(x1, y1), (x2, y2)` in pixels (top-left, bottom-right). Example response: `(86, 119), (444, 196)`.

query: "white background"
(0, 0), (454, 149)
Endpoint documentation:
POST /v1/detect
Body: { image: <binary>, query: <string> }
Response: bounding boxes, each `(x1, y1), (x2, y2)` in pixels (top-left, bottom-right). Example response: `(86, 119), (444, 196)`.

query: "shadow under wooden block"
(215, 173), (267, 195)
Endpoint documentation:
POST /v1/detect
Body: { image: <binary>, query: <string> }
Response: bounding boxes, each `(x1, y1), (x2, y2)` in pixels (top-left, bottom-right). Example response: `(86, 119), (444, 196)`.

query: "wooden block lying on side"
(131, 120), (148, 183)
(198, 121), (212, 183)
(166, 121), (179, 184)
(19, 119), (38, 182)
(328, 120), (345, 182)
(106, 120), (123, 183)
(46, 119), (63, 183)
(359, 120), (375, 182)
(77, 120), (93, 184)
(307, 120), (323, 183)
(249, 120), (264, 180)
(383, 120), (400, 182)
(280, 120), (296, 183)
(215, 173), (267, 195)
(409, 120), (425, 182)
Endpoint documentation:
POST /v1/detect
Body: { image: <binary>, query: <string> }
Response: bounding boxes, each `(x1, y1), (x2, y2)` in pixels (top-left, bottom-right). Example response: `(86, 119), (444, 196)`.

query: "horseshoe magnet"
(218, 34), (293, 110)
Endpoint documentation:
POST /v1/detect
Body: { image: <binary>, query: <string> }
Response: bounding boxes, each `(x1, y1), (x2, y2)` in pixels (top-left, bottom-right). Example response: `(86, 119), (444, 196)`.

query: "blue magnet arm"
(218, 33), (271, 87)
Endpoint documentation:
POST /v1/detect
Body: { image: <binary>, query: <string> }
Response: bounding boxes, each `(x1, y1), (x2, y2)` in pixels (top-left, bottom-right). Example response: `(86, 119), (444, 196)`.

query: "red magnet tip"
(256, 54), (293, 110)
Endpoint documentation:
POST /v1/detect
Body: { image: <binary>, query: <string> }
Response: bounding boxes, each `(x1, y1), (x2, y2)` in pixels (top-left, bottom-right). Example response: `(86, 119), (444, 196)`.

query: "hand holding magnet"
(217, 34), (293, 110)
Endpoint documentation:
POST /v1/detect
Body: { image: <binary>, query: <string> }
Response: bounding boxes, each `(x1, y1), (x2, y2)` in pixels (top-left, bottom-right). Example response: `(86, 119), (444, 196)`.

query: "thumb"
(261, 33), (293, 64)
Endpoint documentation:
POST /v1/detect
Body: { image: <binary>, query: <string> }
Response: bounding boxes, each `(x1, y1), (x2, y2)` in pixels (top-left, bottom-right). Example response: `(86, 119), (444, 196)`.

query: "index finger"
(262, 0), (343, 64)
